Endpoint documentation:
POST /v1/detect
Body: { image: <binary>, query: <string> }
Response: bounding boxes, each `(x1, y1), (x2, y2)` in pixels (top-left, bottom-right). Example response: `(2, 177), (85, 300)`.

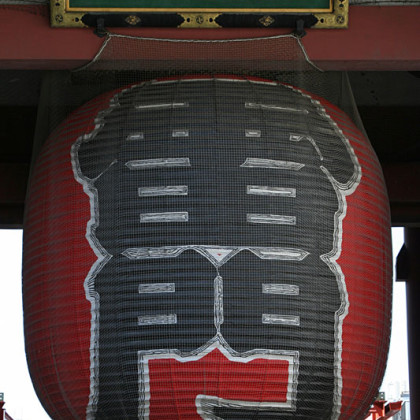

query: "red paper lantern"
(23, 76), (392, 420)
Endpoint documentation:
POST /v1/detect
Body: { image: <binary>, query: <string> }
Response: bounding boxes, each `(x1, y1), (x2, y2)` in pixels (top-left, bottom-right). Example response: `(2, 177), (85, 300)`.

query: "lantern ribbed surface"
(23, 76), (392, 420)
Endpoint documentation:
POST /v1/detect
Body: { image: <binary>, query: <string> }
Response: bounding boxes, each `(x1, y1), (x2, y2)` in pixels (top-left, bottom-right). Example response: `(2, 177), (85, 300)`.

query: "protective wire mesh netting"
(32, 33), (366, 156)
(24, 34), (391, 420)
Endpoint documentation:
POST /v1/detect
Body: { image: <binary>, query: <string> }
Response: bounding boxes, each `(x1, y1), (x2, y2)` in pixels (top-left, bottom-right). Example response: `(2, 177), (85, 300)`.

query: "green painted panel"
(68, 0), (331, 11)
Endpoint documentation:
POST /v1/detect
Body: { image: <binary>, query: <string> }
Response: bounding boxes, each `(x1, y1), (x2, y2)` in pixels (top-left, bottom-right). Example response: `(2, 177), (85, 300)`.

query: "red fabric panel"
(23, 91), (120, 419)
(148, 348), (290, 419)
(327, 101), (392, 419)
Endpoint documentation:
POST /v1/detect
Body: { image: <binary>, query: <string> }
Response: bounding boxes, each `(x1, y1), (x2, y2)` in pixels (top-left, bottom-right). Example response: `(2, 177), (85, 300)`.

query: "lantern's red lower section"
(148, 348), (290, 419)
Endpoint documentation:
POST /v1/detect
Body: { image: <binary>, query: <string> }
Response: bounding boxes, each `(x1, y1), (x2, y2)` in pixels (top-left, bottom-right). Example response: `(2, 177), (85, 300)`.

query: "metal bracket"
(314, 0), (348, 28)
(94, 17), (108, 37)
(50, 0), (86, 28)
(178, 13), (221, 28)
(294, 19), (307, 38)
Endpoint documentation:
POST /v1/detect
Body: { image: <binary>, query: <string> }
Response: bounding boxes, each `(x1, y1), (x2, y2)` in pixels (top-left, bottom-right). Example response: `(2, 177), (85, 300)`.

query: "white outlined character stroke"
(72, 78), (361, 420)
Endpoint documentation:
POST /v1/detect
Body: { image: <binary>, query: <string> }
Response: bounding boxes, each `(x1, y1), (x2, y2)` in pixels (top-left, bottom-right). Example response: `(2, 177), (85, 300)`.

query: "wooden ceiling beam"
(0, 5), (419, 70)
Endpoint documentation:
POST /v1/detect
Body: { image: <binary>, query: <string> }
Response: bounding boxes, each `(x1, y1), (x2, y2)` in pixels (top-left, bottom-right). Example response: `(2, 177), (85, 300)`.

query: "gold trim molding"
(178, 13), (221, 28)
(50, 0), (348, 28)
(51, 0), (86, 27)
(314, 0), (348, 28)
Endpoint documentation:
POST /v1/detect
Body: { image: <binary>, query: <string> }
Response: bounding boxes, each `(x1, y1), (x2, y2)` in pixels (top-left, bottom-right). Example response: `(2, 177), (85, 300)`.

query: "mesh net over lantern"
(23, 76), (392, 420)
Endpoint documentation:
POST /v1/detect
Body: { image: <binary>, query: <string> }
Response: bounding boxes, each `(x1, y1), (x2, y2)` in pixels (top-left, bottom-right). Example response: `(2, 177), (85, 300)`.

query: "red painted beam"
(382, 401), (403, 419)
(0, 5), (419, 70)
(304, 6), (420, 70)
(364, 400), (403, 420)
(0, 401), (15, 420)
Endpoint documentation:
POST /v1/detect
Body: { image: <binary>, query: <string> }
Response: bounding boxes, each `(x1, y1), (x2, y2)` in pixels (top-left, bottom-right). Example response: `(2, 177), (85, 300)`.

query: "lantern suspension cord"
(74, 32), (112, 72)
(295, 36), (323, 72)
(73, 31), (323, 73)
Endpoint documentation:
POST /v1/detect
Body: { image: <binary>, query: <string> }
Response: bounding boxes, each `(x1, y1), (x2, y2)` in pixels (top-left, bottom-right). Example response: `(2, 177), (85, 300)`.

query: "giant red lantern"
(23, 76), (392, 420)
